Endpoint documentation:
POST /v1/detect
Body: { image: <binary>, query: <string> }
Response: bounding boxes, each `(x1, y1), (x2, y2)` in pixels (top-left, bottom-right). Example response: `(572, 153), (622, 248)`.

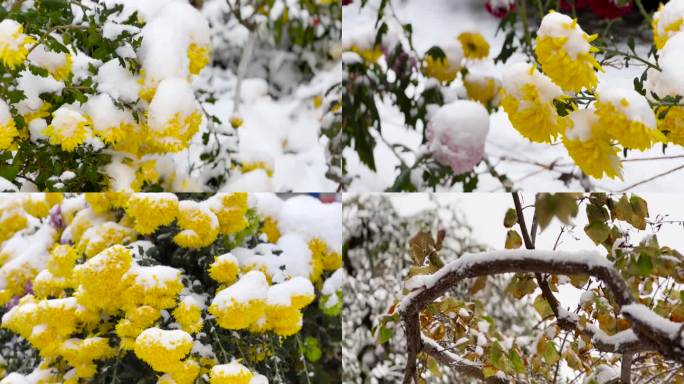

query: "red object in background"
(561, 0), (633, 20)
(342, 0), (353, 5)
(485, 0), (516, 18)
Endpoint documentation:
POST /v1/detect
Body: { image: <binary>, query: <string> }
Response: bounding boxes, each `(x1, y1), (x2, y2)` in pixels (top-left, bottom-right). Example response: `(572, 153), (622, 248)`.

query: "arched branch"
(398, 249), (684, 383)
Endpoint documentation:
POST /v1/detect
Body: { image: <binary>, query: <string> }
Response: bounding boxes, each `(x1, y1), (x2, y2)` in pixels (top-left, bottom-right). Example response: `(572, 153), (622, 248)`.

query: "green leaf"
(542, 341), (561, 365)
(378, 325), (393, 344)
(303, 337), (322, 362)
(505, 274), (537, 299)
(635, 254), (653, 276)
(508, 349), (525, 373)
(503, 208), (517, 228)
(505, 230), (522, 249)
(533, 295), (554, 319)
(584, 221), (610, 245)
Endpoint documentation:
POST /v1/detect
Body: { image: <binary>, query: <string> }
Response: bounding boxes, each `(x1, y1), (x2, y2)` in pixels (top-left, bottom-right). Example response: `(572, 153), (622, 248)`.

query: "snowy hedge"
(0, 192), (342, 383)
(0, 0), (341, 192)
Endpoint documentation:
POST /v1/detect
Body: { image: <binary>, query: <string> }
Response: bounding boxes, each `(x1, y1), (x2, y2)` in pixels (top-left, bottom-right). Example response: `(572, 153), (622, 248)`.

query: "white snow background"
(342, 0), (684, 192)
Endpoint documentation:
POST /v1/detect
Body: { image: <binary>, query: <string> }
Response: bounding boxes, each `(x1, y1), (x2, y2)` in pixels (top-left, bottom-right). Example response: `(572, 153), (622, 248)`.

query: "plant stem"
(603, 49), (661, 71)
(634, 0), (652, 23)
(296, 335), (312, 384)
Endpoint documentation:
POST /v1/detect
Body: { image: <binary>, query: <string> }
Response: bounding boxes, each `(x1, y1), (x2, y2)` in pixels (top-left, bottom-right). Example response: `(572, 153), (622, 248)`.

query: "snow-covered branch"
(398, 249), (684, 384)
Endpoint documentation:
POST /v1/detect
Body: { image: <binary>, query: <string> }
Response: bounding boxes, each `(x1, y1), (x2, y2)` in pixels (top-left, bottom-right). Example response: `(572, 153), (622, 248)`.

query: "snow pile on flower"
(0, 192), (341, 382)
(426, 100), (490, 175)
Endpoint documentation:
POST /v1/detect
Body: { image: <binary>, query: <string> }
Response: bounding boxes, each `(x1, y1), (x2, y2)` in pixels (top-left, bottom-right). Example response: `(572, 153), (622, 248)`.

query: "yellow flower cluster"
(210, 271), (269, 330)
(173, 200), (220, 248)
(126, 193), (179, 234)
(173, 296), (204, 334)
(457, 32), (490, 60)
(563, 108), (622, 179)
(73, 245), (133, 313)
(424, 41), (464, 84)
(534, 11), (602, 92)
(652, 1), (684, 49)
(0, 19), (35, 69)
(209, 254), (240, 286)
(264, 277), (315, 336)
(44, 106), (91, 151)
(309, 237), (343, 283)
(134, 327), (199, 384)
(188, 43), (210, 75)
(501, 62), (569, 143)
(209, 362), (254, 384)
(0, 193), (324, 382)
(0, 99), (18, 151)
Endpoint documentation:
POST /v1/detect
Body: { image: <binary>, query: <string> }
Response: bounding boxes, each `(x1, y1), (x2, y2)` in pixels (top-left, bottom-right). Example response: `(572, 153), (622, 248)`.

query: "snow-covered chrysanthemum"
(209, 271), (269, 330)
(457, 32), (489, 60)
(265, 277), (314, 336)
(43, 106), (91, 151)
(501, 62), (569, 143)
(463, 71), (500, 106)
(173, 200), (219, 249)
(205, 192), (249, 235)
(134, 328), (193, 372)
(209, 362), (254, 384)
(652, 0), (684, 49)
(59, 337), (116, 379)
(535, 11), (602, 92)
(425, 100), (490, 174)
(28, 44), (73, 81)
(0, 20), (35, 69)
(77, 221), (137, 258)
(126, 193), (178, 234)
(73, 245), (133, 313)
(145, 77), (202, 153)
(595, 87), (664, 150)
(84, 94), (136, 145)
(644, 32), (684, 146)
(121, 264), (183, 310)
(423, 41), (463, 83)
(0, 99), (18, 150)
(563, 107), (622, 179)
(209, 253), (240, 285)
(173, 296), (203, 334)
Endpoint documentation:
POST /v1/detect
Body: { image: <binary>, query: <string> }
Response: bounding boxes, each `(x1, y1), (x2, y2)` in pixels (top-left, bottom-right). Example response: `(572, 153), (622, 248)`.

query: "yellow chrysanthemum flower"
(120, 265), (183, 311)
(116, 305), (161, 350)
(173, 200), (220, 249)
(657, 106), (684, 145)
(1, 296), (79, 358)
(535, 11), (603, 92)
(652, 2), (684, 49)
(77, 221), (137, 258)
(134, 328), (193, 373)
(563, 107), (622, 179)
(242, 161), (274, 177)
(209, 362), (253, 384)
(262, 216), (281, 243)
(33, 270), (70, 298)
(209, 271), (269, 330)
(173, 296), (204, 334)
(423, 42), (463, 84)
(22, 193), (62, 218)
(206, 193), (249, 235)
(59, 337), (116, 379)
(44, 107), (91, 151)
(350, 44), (383, 63)
(0, 205), (28, 243)
(126, 193), (178, 234)
(209, 254), (240, 285)
(73, 245), (133, 313)
(0, 99), (18, 150)
(501, 62), (569, 143)
(595, 88), (664, 151)
(85, 192), (130, 214)
(457, 32), (489, 59)
(188, 43), (210, 75)
(464, 73), (499, 106)
(0, 20), (35, 69)
(164, 359), (201, 384)
(131, 159), (160, 191)
(47, 244), (78, 277)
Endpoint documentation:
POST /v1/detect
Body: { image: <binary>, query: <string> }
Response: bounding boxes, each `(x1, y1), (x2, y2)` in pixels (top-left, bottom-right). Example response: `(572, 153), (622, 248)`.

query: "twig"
(616, 164), (684, 192)
(232, 31), (257, 116)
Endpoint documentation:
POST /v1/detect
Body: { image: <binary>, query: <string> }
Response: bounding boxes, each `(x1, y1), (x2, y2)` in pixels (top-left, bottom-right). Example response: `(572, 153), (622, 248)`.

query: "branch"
(421, 336), (508, 384)
(399, 249), (684, 383)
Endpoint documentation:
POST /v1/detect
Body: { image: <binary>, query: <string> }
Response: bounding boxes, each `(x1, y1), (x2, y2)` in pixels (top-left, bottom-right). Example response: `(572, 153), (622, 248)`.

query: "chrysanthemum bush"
(369, 192), (684, 383)
(0, 0), (341, 192)
(0, 192), (342, 383)
(341, 0), (684, 191)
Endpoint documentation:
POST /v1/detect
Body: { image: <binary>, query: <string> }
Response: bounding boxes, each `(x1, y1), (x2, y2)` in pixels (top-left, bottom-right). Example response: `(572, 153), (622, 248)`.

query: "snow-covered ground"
(343, 0), (684, 192)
